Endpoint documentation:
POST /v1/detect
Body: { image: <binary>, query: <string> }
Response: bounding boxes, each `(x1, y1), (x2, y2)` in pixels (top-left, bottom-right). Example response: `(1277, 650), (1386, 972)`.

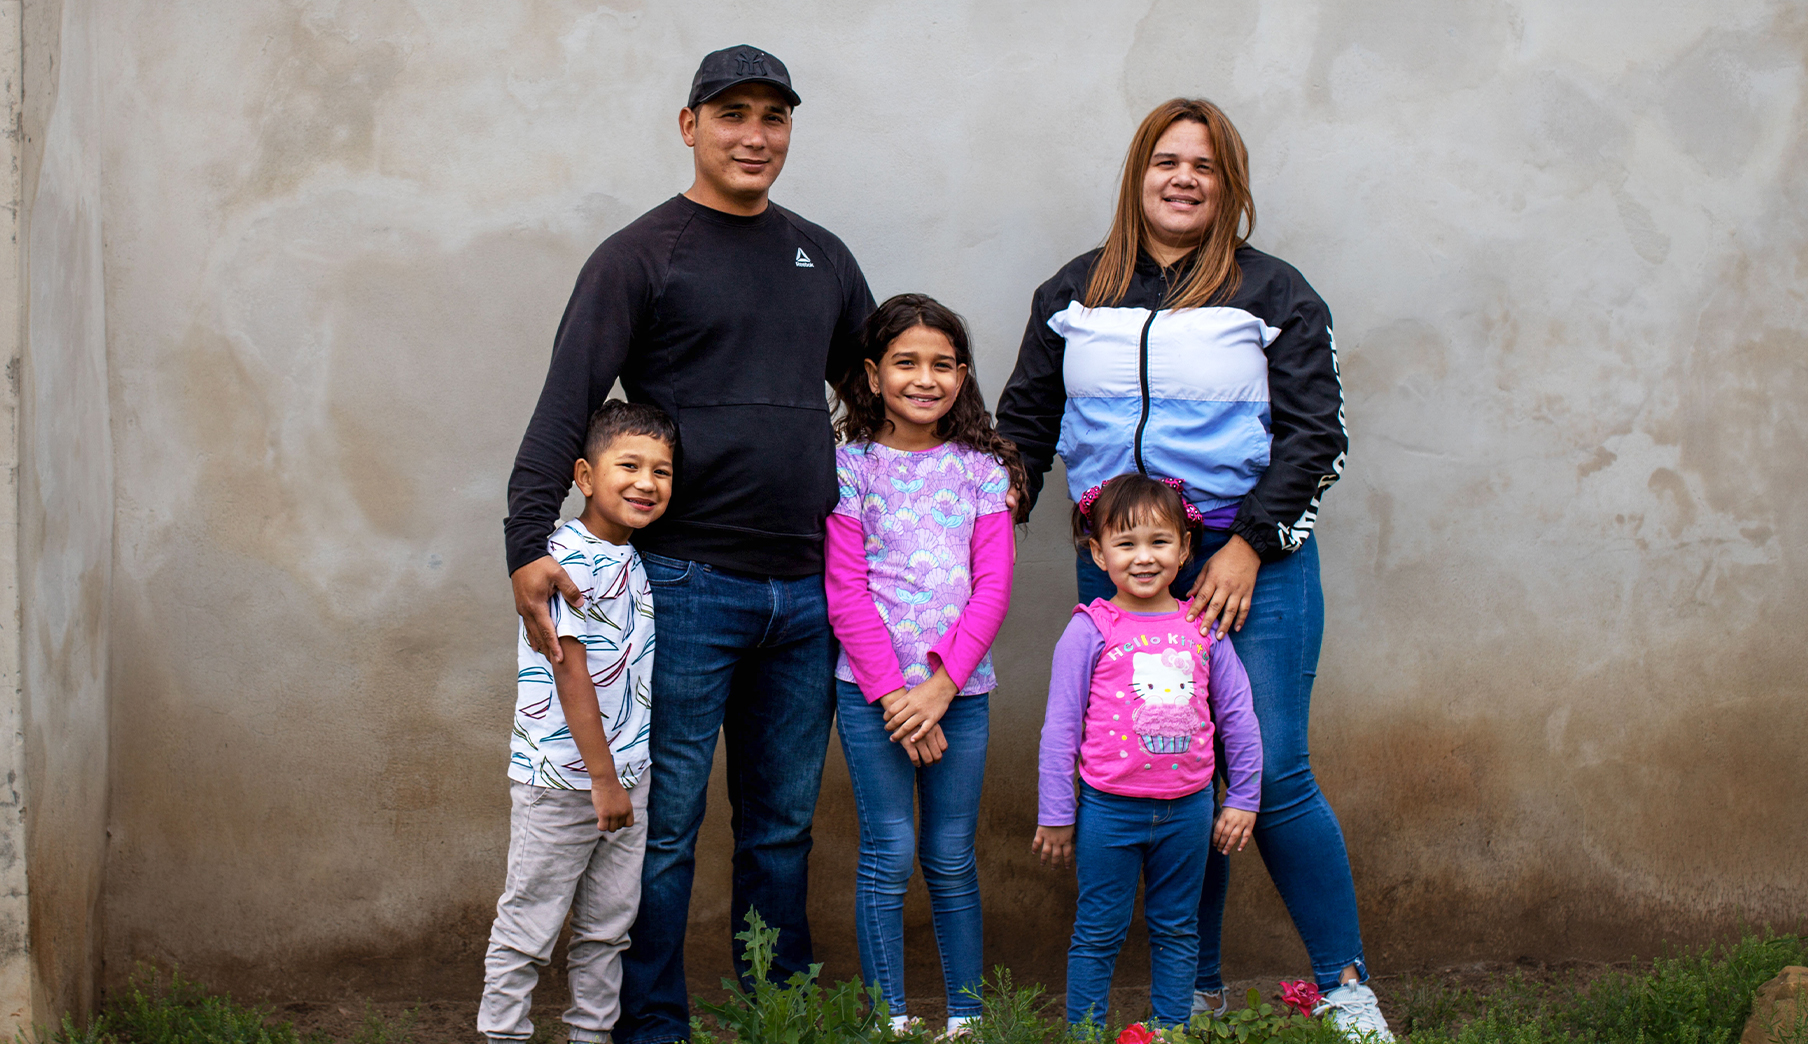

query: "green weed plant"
(692, 911), (902, 1044)
(15, 967), (327, 1044)
(695, 913), (1343, 1044)
(1402, 930), (1808, 1044)
(15, 927), (1805, 1044)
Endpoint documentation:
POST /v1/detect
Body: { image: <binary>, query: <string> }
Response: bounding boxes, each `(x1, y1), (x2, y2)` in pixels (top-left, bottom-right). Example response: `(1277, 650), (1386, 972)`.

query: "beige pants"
(480, 775), (650, 1043)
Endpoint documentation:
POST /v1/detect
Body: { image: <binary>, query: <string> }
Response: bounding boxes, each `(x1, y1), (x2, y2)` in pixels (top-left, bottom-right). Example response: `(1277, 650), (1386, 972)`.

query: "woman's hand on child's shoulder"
(1212, 807), (1256, 854)
(1032, 824), (1075, 868)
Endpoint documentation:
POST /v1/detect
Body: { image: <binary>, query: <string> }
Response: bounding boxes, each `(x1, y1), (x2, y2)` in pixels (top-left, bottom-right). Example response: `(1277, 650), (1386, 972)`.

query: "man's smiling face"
(681, 83), (792, 212)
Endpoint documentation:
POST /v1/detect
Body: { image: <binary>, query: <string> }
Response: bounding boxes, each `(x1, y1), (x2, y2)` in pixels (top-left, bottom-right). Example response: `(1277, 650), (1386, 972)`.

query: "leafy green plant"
(13, 1012), (116, 1044)
(1404, 930), (1808, 1044)
(1192, 989), (1340, 1044)
(344, 1004), (416, 1044)
(97, 968), (312, 1044)
(1105, 990), (1339, 1044)
(696, 910), (903, 1044)
(965, 968), (1060, 1044)
(1563, 931), (1808, 1044)
(15, 967), (326, 1044)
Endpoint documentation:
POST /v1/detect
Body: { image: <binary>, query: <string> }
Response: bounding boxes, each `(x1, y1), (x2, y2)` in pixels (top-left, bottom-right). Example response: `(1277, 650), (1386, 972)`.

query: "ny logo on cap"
(735, 50), (770, 76)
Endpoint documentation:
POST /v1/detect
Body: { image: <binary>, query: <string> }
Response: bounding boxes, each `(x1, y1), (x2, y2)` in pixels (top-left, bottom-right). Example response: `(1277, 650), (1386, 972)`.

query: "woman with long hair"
(995, 99), (1390, 1039)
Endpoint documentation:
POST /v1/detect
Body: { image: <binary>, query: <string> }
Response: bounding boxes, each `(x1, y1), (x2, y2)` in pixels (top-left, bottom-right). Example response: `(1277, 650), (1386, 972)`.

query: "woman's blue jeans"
(1066, 782), (1213, 1028)
(1076, 532), (1368, 992)
(835, 680), (988, 1018)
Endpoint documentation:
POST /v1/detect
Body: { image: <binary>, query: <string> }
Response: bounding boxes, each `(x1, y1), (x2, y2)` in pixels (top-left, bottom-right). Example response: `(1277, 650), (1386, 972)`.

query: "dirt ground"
(274, 959), (1624, 1042)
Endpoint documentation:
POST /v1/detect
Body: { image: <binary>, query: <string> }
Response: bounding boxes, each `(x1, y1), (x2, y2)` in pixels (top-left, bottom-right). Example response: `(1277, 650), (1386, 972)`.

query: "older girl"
(826, 294), (1024, 1035)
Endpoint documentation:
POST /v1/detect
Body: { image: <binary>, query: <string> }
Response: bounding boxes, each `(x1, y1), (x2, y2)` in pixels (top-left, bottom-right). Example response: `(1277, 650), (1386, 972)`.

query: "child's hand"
(1032, 825), (1075, 867)
(592, 781), (635, 833)
(1212, 807), (1256, 854)
(882, 669), (959, 743)
(900, 724), (947, 767)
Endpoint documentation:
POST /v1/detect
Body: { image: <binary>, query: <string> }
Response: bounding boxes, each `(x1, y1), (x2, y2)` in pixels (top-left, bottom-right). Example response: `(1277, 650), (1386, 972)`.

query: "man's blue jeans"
(616, 554), (837, 1044)
(835, 680), (988, 1019)
(1066, 782), (1213, 1028)
(1076, 532), (1368, 992)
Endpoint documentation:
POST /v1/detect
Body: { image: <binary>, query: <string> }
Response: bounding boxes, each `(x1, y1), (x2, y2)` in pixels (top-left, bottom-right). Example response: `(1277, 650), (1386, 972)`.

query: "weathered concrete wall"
(91, 0), (1806, 1005)
(19, 0), (113, 1024)
(0, 0), (32, 1028)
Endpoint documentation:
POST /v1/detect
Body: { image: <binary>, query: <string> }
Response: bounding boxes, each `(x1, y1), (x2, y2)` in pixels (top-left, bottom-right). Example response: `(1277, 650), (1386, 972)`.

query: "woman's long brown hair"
(832, 293), (1030, 522)
(1084, 98), (1256, 310)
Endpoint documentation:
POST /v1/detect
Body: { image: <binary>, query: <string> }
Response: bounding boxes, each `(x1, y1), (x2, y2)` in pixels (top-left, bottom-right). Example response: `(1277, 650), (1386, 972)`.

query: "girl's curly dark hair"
(832, 293), (1030, 522)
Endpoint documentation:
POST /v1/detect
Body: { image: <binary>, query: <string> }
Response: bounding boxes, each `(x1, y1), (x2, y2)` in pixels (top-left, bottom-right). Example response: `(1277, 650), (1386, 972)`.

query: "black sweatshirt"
(505, 195), (875, 576)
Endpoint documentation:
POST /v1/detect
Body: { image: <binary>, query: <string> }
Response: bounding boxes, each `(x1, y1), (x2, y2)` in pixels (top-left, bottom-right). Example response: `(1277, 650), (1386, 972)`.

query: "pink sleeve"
(824, 513), (908, 702)
(926, 511), (1015, 689)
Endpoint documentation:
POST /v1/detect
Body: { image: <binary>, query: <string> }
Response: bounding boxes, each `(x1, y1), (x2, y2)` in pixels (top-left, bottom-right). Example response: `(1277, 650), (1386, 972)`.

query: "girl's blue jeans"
(834, 679), (989, 1018)
(1076, 532), (1369, 992)
(1066, 782), (1213, 1028)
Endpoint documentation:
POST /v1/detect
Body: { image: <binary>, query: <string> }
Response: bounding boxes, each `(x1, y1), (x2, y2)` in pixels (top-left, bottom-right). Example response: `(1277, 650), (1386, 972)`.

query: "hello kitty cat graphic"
(1129, 649), (1202, 754)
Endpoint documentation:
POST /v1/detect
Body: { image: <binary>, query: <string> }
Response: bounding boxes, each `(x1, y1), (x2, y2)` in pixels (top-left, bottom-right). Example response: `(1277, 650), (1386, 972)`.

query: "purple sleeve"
(824, 513), (908, 701)
(1038, 613), (1104, 826)
(1206, 635), (1263, 812)
(926, 512), (1014, 688)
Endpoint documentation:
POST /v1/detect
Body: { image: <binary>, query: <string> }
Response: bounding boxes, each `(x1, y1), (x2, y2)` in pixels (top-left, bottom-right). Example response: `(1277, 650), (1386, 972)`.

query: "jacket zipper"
(1133, 267), (1170, 475)
(1132, 309), (1156, 475)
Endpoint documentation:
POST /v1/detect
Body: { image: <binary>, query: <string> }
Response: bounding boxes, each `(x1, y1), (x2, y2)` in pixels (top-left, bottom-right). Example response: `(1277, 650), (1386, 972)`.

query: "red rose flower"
(1279, 979), (1322, 1016)
(1117, 1023), (1156, 1044)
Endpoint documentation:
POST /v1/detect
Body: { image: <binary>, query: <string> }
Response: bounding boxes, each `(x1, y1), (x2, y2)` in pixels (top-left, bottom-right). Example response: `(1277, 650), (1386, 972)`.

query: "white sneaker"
(1312, 981), (1394, 1042)
(889, 1014), (922, 1035)
(1190, 989), (1228, 1019)
(942, 1015), (978, 1038)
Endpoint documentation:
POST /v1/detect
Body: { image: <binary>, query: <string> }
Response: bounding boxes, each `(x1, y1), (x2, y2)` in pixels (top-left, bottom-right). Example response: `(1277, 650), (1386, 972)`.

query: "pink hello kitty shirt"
(824, 441), (1015, 700)
(1037, 599), (1263, 826)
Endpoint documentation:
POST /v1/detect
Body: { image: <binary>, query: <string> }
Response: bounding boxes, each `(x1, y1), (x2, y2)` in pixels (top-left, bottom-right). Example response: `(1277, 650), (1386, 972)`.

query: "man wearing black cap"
(503, 45), (874, 1044)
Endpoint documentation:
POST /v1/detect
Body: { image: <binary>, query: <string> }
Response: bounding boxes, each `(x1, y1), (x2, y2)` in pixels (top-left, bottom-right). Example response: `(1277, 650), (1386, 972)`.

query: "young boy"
(480, 400), (676, 1044)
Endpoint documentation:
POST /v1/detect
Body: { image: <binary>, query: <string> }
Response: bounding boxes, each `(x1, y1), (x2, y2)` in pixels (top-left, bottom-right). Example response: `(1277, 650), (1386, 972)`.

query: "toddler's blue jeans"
(1076, 532), (1369, 993)
(1066, 782), (1213, 1028)
(835, 680), (988, 1018)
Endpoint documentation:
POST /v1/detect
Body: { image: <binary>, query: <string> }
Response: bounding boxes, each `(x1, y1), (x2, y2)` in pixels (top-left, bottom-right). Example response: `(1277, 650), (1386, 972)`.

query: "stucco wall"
(90, 0), (1806, 1004)
(19, 0), (113, 1024)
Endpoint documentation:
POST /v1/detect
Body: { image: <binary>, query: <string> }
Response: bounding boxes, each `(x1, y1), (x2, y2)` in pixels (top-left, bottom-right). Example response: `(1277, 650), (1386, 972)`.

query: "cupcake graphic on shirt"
(1129, 650), (1201, 754)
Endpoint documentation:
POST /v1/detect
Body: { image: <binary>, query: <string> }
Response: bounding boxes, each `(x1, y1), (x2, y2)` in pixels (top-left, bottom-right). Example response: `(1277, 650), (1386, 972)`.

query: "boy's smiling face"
(574, 434), (674, 545)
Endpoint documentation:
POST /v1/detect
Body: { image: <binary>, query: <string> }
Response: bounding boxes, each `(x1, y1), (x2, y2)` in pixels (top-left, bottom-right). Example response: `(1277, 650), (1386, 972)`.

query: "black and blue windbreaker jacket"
(995, 245), (1347, 562)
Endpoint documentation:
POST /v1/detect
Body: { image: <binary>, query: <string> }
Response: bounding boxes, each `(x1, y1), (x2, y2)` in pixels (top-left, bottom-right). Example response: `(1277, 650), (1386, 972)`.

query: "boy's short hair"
(585, 400), (678, 459)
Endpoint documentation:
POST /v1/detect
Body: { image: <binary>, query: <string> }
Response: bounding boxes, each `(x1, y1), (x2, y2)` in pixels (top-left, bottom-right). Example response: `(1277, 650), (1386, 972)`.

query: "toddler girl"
(1033, 473), (1263, 1028)
(826, 293), (1025, 1035)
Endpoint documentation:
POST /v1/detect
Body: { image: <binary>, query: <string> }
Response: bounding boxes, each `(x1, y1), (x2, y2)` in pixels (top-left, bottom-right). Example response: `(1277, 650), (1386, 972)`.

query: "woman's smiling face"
(1139, 118), (1218, 262)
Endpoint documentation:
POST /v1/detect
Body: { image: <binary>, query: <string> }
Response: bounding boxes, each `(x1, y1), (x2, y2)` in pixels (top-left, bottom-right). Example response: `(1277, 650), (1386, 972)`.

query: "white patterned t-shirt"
(510, 520), (654, 790)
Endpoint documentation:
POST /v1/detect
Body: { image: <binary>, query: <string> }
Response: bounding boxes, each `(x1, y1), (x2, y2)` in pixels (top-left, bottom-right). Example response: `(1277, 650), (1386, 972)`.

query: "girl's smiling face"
(865, 324), (967, 450)
(1091, 518), (1190, 612)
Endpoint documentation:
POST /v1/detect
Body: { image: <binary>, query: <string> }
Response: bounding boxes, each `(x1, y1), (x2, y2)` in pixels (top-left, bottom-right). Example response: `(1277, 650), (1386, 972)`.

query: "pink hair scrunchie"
(1077, 475), (1203, 526)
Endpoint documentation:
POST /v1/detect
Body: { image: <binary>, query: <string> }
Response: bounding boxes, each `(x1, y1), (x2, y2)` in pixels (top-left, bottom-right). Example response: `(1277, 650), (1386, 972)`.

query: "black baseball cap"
(687, 46), (801, 110)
